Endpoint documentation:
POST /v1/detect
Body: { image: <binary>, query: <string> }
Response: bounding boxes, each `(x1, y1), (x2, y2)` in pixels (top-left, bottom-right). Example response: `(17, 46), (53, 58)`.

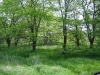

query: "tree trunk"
(75, 24), (80, 46)
(6, 38), (11, 48)
(90, 42), (93, 48)
(63, 35), (67, 51)
(75, 34), (80, 46)
(89, 38), (94, 48)
(32, 40), (36, 51)
(76, 37), (80, 46)
(62, 24), (67, 53)
(30, 26), (37, 52)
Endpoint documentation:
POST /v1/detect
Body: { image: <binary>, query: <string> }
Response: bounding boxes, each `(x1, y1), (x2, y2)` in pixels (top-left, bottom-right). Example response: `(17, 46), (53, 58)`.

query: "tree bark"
(75, 24), (80, 46)
(30, 25), (37, 51)
(76, 37), (80, 46)
(89, 38), (94, 48)
(6, 38), (11, 48)
(63, 35), (67, 51)
(32, 40), (36, 51)
(31, 31), (37, 51)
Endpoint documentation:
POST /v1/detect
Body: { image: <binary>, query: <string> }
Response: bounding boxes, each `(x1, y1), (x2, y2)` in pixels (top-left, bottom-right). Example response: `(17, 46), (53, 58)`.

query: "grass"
(0, 45), (100, 75)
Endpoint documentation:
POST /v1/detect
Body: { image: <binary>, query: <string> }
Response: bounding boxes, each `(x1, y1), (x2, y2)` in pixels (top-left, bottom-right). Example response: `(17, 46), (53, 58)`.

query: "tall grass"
(0, 45), (100, 75)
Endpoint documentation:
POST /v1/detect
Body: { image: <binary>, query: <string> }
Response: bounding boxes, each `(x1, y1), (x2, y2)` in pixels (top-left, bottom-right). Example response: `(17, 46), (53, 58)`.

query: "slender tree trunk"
(76, 37), (80, 46)
(58, 0), (69, 53)
(32, 40), (36, 51)
(63, 35), (67, 51)
(89, 38), (94, 48)
(75, 34), (80, 46)
(63, 22), (67, 53)
(31, 32), (37, 51)
(31, 27), (37, 51)
(90, 42), (93, 48)
(6, 38), (11, 48)
(75, 24), (80, 46)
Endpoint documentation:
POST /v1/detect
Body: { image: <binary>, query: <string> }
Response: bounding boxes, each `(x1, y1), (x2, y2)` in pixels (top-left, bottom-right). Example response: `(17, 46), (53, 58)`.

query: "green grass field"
(0, 45), (100, 75)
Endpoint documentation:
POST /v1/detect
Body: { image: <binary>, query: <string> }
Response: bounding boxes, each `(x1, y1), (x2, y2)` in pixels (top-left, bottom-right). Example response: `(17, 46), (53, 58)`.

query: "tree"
(70, 2), (83, 46)
(81, 0), (99, 48)
(0, 0), (22, 47)
(95, 0), (100, 46)
(58, 0), (73, 52)
(20, 0), (52, 51)
(71, 20), (82, 46)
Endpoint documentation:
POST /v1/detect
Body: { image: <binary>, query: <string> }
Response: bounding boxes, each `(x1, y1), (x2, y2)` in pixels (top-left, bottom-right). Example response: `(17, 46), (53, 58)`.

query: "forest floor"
(0, 45), (100, 75)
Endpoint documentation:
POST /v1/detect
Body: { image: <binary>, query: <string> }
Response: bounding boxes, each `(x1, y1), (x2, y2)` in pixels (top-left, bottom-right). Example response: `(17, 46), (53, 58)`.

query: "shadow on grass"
(0, 45), (100, 64)
(0, 46), (100, 75)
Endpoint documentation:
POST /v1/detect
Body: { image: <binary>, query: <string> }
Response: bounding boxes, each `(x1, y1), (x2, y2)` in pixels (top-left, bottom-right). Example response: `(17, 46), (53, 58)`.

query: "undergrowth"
(0, 45), (100, 75)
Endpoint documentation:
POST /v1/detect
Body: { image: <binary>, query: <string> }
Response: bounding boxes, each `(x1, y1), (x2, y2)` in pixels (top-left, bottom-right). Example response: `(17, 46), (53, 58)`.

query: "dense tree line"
(0, 0), (100, 52)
